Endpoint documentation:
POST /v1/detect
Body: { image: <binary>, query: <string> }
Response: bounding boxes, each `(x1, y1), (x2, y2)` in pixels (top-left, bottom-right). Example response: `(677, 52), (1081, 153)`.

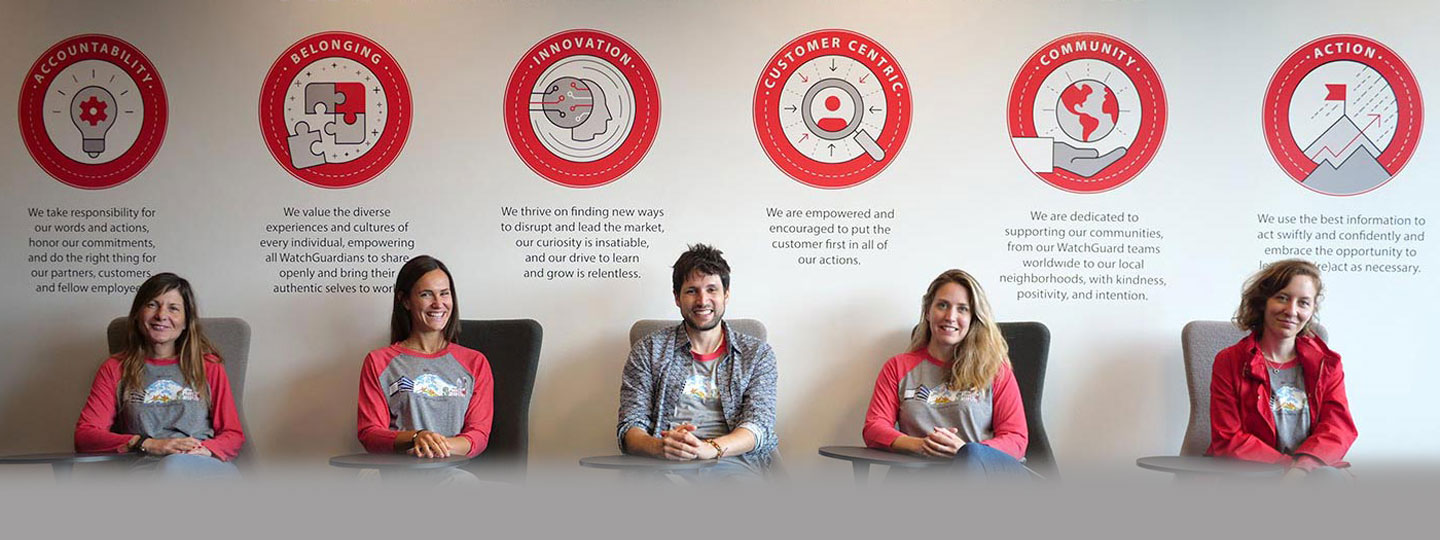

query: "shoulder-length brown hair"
(391, 255), (461, 344)
(118, 273), (220, 404)
(1234, 258), (1324, 337)
(909, 269), (1010, 391)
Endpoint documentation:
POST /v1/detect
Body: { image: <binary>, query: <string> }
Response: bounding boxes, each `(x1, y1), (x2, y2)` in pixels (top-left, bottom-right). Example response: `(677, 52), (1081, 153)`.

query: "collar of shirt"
(672, 321), (738, 360)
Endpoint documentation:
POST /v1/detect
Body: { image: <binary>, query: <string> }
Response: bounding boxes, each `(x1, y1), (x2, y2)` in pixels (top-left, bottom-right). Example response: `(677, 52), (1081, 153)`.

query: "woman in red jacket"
(863, 269), (1029, 478)
(1208, 259), (1356, 475)
(74, 273), (244, 478)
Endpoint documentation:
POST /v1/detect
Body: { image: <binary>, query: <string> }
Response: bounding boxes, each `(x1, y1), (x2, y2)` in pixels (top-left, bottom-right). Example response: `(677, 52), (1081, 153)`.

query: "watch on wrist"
(134, 436), (151, 454)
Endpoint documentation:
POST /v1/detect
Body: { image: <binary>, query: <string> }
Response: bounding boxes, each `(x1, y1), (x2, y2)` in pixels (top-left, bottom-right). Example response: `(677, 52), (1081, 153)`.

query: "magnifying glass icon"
(801, 78), (885, 161)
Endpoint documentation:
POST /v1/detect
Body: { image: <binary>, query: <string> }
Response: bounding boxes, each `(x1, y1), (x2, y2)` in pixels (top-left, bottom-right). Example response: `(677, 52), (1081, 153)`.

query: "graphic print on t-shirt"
(387, 376), (414, 396)
(1273, 385), (1307, 413)
(412, 373), (467, 398)
(681, 372), (717, 402)
(140, 379), (199, 404)
(906, 384), (982, 405)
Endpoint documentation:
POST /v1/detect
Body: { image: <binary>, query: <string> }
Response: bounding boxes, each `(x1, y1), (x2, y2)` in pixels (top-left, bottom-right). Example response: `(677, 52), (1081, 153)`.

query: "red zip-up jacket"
(1206, 333), (1356, 468)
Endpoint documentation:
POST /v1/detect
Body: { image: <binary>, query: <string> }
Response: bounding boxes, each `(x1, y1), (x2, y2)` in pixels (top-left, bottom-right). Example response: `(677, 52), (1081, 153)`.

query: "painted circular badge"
(754, 29), (911, 189)
(259, 31), (411, 189)
(1263, 35), (1422, 196)
(504, 29), (660, 188)
(18, 34), (168, 190)
(1008, 33), (1166, 193)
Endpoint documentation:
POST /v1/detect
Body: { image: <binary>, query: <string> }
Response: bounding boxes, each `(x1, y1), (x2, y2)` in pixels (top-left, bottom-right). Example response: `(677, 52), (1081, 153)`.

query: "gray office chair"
(629, 319), (767, 344)
(1179, 320), (1328, 456)
(997, 321), (1056, 478)
(107, 316), (256, 465)
(454, 319), (542, 483)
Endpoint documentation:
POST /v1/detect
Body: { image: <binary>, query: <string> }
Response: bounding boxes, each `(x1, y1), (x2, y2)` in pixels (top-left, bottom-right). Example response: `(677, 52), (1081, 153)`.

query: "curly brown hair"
(1233, 259), (1323, 337)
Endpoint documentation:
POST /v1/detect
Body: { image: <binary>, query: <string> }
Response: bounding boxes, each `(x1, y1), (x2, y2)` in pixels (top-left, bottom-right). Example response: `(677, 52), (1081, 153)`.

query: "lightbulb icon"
(71, 86), (117, 158)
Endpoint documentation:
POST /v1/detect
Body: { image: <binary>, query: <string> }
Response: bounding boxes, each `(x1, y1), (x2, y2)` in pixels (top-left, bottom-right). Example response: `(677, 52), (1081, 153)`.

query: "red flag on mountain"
(1325, 84), (1346, 101)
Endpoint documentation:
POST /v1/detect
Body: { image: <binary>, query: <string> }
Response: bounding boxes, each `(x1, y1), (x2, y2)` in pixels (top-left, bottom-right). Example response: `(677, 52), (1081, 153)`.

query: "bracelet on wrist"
(704, 438), (725, 459)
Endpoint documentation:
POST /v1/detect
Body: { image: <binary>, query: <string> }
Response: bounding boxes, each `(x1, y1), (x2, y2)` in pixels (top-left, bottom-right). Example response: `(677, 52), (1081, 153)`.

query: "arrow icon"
(798, 133), (810, 144)
(868, 106), (881, 114)
(784, 105), (797, 113)
(798, 73), (809, 83)
(830, 59), (837, 71)
(828, 144), (836, 156)
(859, 74), (869, 84)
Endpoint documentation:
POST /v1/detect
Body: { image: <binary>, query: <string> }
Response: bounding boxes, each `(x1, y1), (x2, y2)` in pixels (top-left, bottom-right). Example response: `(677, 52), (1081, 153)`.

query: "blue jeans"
(133, 453), (241, 480)
(949, 443), (1031, 479)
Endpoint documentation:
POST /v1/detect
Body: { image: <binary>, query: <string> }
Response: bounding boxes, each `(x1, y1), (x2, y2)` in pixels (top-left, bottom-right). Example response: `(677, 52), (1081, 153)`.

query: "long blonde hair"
(908, 269), (1009, 391)
(118, 273), (220, 404)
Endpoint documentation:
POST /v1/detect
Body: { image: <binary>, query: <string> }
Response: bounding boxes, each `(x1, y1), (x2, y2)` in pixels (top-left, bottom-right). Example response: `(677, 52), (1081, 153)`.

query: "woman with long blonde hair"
(74, 272), (244, 477)
(863, 269), (1029, 477)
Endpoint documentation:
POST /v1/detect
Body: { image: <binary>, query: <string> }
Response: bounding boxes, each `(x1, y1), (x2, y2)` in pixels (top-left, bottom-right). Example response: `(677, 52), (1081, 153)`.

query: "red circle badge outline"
(259, 31), (411, 189)
(18, 34), (168, 190)
(1007, 32), (1167, 194)
(503, 29), (660, 189)
(753, 29), (912, 190)
(1262, 34), (1423, 197)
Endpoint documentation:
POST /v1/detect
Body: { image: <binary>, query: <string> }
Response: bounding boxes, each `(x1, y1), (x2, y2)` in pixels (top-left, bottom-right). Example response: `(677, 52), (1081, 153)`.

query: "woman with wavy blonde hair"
(863, 269), (1029, 478)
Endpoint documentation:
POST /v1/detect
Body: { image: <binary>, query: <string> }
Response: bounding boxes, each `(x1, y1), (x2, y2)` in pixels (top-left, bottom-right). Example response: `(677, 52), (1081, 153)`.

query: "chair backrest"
(1179, 320), (1328, 456)
(455, 319), (542, 482)
(629, 319), (767, 345)
(997, 321), (1056, 477)
(107, 317), (255, 463)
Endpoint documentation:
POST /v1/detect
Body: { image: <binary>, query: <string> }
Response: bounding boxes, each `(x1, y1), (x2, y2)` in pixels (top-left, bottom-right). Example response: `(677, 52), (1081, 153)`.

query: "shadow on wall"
(1052, 333), (1170, 463)
(0, 313), (112, 455)
(245, 292), (389, 463)
(527, 326), (630, 463)
(789, 298), (912, 469)
(267, 349), (364, 460)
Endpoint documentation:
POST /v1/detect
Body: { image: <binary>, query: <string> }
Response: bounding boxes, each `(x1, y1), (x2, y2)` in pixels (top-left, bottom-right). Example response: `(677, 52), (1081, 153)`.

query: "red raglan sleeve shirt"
(356, 344), (494, 458)
(199, 357), (244, 461)
(74, 357), (134, 454)
(75, 355), (245, 461)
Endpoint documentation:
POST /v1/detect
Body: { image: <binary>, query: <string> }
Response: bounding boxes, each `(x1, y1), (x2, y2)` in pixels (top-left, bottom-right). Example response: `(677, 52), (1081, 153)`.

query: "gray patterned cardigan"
(616, 322), (779, 469)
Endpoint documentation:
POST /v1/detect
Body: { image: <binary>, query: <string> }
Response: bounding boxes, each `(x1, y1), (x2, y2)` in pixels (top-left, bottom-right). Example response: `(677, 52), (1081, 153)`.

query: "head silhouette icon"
(572, 79), (611, 141)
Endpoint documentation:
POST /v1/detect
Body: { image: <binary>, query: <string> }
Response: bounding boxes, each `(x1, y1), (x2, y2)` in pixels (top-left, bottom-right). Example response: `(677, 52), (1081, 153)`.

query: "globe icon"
(1056, 80), (1119, 142)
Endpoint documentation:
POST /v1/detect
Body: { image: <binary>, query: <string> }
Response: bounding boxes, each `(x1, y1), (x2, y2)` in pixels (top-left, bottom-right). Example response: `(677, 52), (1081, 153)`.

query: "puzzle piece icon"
(287, 121), (325, 169)
(304, 83), (345, 115)
(333, 83), (366, 125)
(325, 113), (367, 145)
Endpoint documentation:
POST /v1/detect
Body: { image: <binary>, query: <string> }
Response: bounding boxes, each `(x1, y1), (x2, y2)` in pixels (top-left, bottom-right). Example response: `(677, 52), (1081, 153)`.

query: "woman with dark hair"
(863, 269), (1029, 478)
(357, 255), (493, 462)
(1208, 259), (1356, 475)
(74, 273), (244, 477)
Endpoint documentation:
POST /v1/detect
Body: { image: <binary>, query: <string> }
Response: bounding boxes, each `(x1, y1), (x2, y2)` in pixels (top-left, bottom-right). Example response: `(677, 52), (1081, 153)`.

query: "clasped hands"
(408, 430), (454, 458)
(916, 426), (966, 458)
(658, 423), (719, 461)
(138, 436), (213, 457)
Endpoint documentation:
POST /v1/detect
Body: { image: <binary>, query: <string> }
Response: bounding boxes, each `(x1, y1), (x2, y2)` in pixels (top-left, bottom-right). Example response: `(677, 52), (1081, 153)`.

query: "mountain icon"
(1300, 115), (1391, 195)
(1303, 114), (1382, 169)
(1302, 144), (1390, 195)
